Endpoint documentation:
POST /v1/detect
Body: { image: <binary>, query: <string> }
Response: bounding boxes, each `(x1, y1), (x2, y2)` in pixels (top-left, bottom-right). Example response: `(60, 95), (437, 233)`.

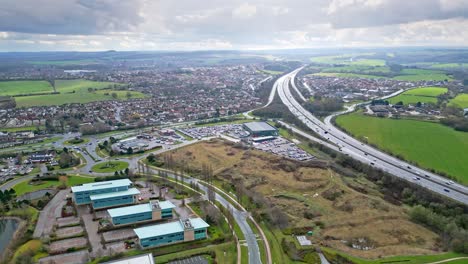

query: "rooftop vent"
(181, 219), (193, 230)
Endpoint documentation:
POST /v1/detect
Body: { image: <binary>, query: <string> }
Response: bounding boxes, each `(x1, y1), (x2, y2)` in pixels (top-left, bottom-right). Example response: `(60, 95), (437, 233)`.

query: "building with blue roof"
(134, 218), (209, 248)
(107, 200), (176, 226)
(90, 188), (140, 209)
(71, 179), (132, 205)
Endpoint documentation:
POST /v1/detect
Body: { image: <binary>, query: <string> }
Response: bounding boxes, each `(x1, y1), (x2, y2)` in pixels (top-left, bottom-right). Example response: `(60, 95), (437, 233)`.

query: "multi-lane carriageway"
(276, 67), (468, 205)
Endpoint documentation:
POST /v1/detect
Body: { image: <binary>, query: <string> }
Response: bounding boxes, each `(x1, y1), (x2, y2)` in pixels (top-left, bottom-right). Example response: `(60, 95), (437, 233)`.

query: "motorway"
(276, 67), (468, 205)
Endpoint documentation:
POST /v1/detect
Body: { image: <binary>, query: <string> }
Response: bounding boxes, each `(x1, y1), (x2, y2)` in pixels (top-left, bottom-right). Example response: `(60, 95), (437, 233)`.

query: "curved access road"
(276, 67), (468, 205)
(141, 165), (265, 264)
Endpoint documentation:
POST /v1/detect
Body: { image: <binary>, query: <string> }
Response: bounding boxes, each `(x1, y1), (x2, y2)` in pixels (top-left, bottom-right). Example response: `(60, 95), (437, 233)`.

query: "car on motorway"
(444, 189), (450, 192)
(407, 166), (411, 169)
(425, 174), (430, 178)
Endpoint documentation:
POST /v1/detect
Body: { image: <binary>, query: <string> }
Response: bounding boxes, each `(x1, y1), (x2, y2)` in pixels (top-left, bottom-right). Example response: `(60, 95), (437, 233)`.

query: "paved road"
(146, 167), (263, 264)
(276, 67), (468, 205)
(33, 189), (69, 238)
(318, 253), (330, 264)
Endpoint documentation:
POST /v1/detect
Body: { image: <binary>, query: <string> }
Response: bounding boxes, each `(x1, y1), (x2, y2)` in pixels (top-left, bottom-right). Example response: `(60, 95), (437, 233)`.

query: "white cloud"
(232, 3), (257, 19)
(0, 0), (467, 51)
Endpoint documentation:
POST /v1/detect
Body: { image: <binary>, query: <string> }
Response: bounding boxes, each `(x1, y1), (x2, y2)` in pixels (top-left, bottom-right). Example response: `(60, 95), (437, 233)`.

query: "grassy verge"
(91, 161), (129, 173)
(259, 222), (291, 264)
(12, 175), (94, 196)
(175, 131), (194, 141)
(322, 247), (468, 264)
(0, 126), (44, 132)
(64, 138), (90, 146)
(155, 242), (236, 264)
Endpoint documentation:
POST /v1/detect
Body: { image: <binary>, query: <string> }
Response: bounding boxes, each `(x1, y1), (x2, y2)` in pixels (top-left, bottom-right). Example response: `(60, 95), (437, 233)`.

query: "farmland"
(448, 93), (468, 108)
(14, 79), (146, 107)
(310, 54), (385, 66)
(312, 72), (386, 79)
(388, 87), (447, 105)
(158, 139), (441, 260)
(0, 81), (53, 96)
(392, 69), (453, 81)
(321, 65), (391, 74)
(428, 63), (468, 69)
(335, 112), (468, 185)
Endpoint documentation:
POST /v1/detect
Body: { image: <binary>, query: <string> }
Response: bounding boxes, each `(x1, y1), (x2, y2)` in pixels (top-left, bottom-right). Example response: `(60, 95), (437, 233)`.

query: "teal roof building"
(71, 179), (139, 209)
(107, 200), (176, 226)
(134, 218), (209, 248)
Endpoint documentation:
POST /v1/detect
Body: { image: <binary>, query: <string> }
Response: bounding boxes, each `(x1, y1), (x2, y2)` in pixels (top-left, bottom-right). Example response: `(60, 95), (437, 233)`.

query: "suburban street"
(276, 67), (468, 205)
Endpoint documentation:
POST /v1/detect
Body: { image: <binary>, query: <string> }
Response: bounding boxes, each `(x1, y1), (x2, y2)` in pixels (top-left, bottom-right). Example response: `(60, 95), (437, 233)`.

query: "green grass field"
(335, 113), (468, 185)
(448, 93), (468, 108)
(388, 87), (447, 105)
(14, 79), (146, 107)
(0, 81), (53, 96)
(13, 175), (95, 196)
(322, 65), (391, 73)
(392, 69), (453, 81)
(259, 69), (283, 75)
(322, 247), (467, 264)
(429, 63), (468, 69)
(310, 54), (384, 66)
(312, 72), (386, 79)
(0, 126), (43, 132)
(91, 161), (129, 173)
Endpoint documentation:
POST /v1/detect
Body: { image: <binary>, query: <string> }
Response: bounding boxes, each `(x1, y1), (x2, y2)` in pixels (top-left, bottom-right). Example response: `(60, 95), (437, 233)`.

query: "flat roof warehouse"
(243, 121), (277, 132)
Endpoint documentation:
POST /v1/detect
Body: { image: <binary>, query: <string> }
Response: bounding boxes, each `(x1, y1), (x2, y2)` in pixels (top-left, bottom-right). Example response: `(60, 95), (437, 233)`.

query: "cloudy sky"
(0, 0), (468, 51)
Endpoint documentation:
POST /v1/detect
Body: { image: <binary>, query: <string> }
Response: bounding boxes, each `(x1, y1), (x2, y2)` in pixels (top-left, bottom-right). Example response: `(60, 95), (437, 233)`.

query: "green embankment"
(335, 112), (468, 185)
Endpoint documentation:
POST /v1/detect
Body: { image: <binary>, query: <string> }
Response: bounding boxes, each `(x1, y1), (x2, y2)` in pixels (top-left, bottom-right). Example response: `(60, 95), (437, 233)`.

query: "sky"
(0, 0), (468, 51)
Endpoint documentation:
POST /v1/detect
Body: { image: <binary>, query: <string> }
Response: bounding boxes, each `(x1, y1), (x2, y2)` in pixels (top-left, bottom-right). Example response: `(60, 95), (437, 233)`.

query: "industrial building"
(118, 137), (149, 152)
(71, 179), (133, 205)
(90, 188), (140, 209)
(101, 253), (154, 264)
(107, 200), (176, 226)
(243, 121), (278, 138)
(134, 218), (209, 248)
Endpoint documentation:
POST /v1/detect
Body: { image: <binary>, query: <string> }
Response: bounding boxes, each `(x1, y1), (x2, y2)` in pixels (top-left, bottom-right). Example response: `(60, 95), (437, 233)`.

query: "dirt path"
(428, 257), (468, 264)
